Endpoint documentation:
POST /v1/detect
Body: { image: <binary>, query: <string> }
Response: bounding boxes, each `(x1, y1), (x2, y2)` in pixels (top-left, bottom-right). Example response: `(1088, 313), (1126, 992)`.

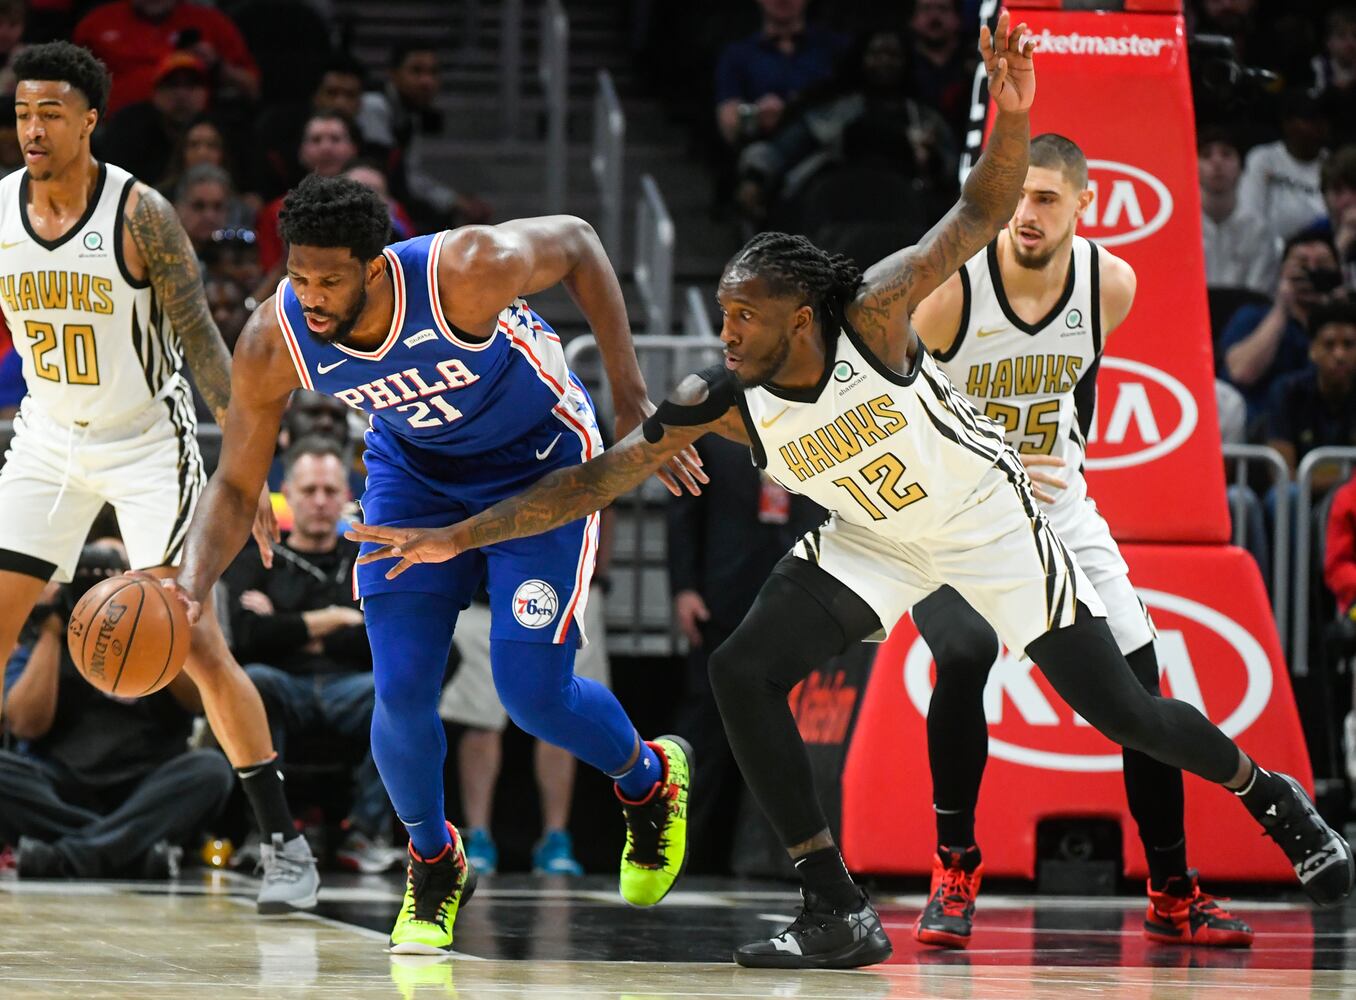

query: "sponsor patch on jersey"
(512, 580), (559, 629)
(83, 231), (103, 251)
(403, 328), (437, 349)
(833, 359), (868, 395)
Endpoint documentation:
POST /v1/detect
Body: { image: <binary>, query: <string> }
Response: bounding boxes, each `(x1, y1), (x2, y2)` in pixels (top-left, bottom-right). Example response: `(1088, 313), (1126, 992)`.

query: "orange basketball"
(66, 575), (190, 697)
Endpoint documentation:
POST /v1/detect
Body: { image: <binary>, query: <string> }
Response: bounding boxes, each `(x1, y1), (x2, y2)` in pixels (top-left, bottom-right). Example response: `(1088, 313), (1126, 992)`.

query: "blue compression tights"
(365, 592), (655, 858)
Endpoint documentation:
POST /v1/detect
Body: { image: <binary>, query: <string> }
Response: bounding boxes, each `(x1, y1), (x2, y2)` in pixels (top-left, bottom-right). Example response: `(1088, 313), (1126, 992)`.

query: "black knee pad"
(915, 587), (1000, 687)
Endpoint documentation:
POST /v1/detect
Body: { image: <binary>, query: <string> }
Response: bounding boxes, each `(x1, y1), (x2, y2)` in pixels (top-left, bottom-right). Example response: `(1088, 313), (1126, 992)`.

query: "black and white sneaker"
(734, 888), (893, 969)
(1259, 773), (1355, 907)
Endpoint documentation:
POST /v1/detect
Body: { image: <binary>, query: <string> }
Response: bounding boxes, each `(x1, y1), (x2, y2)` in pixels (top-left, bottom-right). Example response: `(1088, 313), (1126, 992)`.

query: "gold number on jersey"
(24, 320), (99, 385)
(832, 452), (927, 520)
(984, 399), (1060, 455)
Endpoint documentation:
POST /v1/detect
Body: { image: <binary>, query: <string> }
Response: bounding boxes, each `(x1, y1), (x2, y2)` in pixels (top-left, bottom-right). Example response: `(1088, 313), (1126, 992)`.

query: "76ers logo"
(512, 580), (559, 629)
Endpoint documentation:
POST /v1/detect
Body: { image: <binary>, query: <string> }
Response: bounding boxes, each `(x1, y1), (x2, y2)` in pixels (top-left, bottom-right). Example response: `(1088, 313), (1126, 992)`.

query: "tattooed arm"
(847, 13), (1034, 367)
(348, 374), (745, 578)
(123, 183), (232, 425)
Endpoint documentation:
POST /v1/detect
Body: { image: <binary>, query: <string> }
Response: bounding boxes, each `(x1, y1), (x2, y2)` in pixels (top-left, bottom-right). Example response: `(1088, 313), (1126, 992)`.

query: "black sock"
(1230, 762), (1291, 823)
(793, 847), (862, 911)
(238, 757), (296, 840)
(935, 806), (975, 851)
(1146, 838), (1188, 890)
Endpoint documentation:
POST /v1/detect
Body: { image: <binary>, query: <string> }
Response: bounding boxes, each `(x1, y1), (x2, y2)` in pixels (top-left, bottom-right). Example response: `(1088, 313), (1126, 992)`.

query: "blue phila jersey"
(275, 231), (592, 456)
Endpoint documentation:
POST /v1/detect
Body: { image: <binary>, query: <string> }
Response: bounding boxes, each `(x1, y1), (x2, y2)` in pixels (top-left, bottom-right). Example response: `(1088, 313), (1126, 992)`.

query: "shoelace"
(623, 784), (677, 868)
(409, 855), (464, 926)
(934, 866), (977, 918)
(259, 844), (311, 885)
(783, 891), (838, 940)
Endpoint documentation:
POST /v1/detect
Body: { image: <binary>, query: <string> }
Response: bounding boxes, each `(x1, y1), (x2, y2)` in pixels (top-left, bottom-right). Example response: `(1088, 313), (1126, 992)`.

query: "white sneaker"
(257, 833), (320, 914)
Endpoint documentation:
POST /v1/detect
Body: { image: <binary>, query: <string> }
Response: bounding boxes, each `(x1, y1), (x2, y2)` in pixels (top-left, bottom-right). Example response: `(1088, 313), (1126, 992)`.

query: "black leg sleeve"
(1027, 604), (1241, 784)
(913, 586), (999, 828)
(707, 557), (882, 849)
(1120, 642), (1188, 863)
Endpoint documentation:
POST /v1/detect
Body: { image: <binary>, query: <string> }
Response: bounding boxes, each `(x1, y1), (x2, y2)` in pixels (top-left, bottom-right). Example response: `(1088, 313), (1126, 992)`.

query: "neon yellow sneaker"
(389, 954), (457, 999)
(616, 735), (692, 906)
(389, 822), (478, 955)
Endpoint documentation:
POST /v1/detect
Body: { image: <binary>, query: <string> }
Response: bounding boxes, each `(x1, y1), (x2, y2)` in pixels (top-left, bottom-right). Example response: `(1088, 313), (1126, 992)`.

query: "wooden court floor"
(3, 872), (1356, 999)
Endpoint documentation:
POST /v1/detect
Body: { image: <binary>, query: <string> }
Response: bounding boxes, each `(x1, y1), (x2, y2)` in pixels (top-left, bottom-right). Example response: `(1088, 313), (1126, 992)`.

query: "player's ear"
(793, 303), (814, 336)
(1075, 186), (1094, 217)
(365, 253), (386, 286)
(82, 106), (98, 138)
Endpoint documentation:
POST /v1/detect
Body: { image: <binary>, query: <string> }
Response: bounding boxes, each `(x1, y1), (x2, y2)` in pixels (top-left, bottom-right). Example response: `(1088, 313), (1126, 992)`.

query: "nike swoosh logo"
(536, 433), (562, 460)
(760, 406), (791, 429)
(317, 358), (348, 374)
(976, 326), (1007, 338)
(0, 239), (26, 250)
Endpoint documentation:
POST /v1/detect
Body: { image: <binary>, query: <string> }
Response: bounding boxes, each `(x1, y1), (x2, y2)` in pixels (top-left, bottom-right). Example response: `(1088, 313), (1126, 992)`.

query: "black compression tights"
(917, 587), (1187, 856)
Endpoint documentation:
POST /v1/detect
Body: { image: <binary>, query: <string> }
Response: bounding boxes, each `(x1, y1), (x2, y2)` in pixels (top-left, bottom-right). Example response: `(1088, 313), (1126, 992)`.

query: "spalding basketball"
(67, 575), (190, 697)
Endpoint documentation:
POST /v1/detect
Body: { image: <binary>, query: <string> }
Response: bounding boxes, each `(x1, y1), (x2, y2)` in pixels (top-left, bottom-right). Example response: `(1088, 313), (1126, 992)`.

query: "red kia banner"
(840, 545), (1309, 880)
(985, 7), (1229, 543)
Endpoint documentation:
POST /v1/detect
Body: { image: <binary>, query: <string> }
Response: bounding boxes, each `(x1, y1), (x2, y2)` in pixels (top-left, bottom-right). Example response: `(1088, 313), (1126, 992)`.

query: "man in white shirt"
(1237, 91), (1330, 241)
(1200, 125), (1279, 294)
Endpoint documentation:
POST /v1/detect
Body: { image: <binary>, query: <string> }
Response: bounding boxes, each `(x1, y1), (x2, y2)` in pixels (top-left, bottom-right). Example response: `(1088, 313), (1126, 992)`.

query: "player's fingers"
(1020, 454), (1066, 468)
(1031, 485), (1057, 504)
(356, 545), (399, 565)
(979, 24), (994, 62)
(1009, 22), (1028, 54)
(990, 57), (1008, 90)
(386, 557), (414, 581)
(1027, 471), (1066, 489)
(345, 523), (404, 544)
(656, 467), (683, 497)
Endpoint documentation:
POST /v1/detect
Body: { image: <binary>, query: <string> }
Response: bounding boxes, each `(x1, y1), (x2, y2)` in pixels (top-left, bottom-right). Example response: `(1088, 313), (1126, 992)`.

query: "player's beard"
(303, 285), (367, 346)
(1011, 220), (1074, 271)
(732, 333), (792, 390)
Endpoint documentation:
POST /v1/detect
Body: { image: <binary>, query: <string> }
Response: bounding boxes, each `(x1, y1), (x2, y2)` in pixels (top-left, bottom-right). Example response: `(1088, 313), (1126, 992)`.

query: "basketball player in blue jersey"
(170, 175), (700, 954)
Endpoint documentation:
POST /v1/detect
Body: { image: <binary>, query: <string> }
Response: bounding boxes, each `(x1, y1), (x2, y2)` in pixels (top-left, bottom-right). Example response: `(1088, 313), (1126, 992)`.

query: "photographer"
(1221, 228), (1348, 420)
(0, 539), (232, 879)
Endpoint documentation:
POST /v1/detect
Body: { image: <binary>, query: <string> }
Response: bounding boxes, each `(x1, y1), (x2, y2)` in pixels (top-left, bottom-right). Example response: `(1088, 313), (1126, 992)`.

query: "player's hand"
(139, 573), (203, 627)
(252, 487), (280, 569)
(1020, 454), (1066, 504)
(347, 523), (465, 580)
(614, 397), (708, 497)
(981, 12), (1036, 114)
(673, 590), (710, 647)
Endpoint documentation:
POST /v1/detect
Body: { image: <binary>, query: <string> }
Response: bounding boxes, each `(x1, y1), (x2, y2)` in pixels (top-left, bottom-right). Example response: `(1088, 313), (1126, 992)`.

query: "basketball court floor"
(3, 871), (1356, 999)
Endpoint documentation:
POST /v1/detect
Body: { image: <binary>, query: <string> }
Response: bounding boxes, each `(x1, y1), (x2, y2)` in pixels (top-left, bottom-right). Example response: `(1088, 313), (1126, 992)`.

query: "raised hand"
(981, 11), (1036, 114)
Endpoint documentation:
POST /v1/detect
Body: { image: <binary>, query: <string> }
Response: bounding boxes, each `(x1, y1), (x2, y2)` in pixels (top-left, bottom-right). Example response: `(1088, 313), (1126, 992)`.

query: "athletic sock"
(941, 844), (983, 874)
(793, 847), (863, 910)
(611, 739), (662, 801)
(1146, 838), (1189, 891)
(935, 805), (975, 851)
(1230, 762), (1291, 822)
(237, 756), (296, 841)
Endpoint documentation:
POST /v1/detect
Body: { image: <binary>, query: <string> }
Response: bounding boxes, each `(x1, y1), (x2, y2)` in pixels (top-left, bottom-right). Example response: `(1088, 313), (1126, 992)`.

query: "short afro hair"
(279, 174), (391, 263)
(14, 42), (110, 118)
(1030, 133), (1088, 190)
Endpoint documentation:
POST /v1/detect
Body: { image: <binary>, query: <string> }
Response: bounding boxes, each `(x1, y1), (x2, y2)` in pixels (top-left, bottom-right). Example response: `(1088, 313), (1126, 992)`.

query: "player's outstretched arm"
(349, 374), (745, 579)
(172, 301), (300, 620)
(124, 184), (232, 425)
(849, 12), (1034, 354)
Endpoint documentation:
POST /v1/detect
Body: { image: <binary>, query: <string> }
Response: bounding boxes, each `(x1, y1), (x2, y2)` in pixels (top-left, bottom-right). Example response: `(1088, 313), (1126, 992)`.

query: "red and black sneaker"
(913, 846), (983, 949)
(1144, 871), (1253, 948)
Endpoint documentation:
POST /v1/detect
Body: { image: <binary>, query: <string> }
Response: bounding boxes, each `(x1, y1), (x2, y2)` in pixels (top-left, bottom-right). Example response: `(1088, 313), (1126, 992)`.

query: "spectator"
(909, 0), (975, 134)
(224, 437), (399, 874)
(173, 163), (230, 261)
(1221, 228), (1347, 419)
(0, 541), (233, 879)
(440, 526), (613, 877)
(1200, 125), (1279, 296)
(1267, 301), (1356, 480)
(356, 42), (491, 232)
(73, 0), (259, 116)
(1316, 146), (1356, 285)
(1313, 6), (1356, 147)
(98, 51), (210, 186)
(1237, 91), (1330, 242)
(251, 53), (366, 200)
(736, 28), (957, 226)
(201, 228), (261, 305)
(267, 390), (365, 499)
(714, 0), (846, 150)
(0, 0), (27, 95)
(206, 275), (249, 353)
(666, 436), (824, 874)
(1191, 0), (1268, 69)
(158, 116), (255, 229)
(344, 160), (417, 241)
(255, 111), (359, 277)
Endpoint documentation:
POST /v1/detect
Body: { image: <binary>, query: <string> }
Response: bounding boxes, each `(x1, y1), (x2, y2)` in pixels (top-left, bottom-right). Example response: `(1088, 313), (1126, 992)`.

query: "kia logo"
(1080, 160), (1174, 247)
(1084, 357), (1198, 471)
(901, 589), (1272, 772)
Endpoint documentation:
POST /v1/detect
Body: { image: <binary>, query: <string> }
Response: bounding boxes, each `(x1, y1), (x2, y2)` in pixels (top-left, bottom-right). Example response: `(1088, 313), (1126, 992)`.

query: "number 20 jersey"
(0, 162), (181, 429)
(740, 320), (1032, 544)
(931, 237), (1103, 518)
(276, 231), (594, 457)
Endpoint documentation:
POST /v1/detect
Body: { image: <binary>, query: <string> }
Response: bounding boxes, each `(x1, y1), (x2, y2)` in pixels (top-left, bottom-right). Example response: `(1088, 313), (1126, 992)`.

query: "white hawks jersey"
(740, 320), (1036, 543)
(0, 161), (185, 429)
(932, 236), (1102, 517)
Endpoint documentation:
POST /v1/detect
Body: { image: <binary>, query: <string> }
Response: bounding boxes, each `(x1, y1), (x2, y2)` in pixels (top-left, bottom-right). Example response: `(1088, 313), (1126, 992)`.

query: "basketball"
(66, 575), (190, 697)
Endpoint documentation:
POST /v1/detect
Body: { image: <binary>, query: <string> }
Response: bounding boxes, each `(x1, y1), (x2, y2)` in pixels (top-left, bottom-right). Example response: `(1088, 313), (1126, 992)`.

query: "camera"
(1305, 267), (1344, 294)
(1189, 35), (1279, 118)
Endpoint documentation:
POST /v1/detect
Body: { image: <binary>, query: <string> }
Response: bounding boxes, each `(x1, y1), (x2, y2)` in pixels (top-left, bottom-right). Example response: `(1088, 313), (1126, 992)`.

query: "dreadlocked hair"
(279, 174), (392, 262)
(727, 232), (863, 330)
